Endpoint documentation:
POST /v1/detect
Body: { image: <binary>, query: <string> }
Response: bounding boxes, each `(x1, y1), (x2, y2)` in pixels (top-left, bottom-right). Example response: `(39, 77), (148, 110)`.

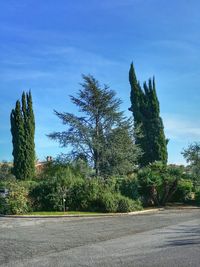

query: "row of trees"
(6, 63), (200, 214)
(10, 64), (167, 180)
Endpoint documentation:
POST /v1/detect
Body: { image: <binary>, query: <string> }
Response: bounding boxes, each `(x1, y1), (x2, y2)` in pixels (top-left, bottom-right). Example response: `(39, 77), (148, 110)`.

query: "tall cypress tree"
(26, 91), (35, 178)
(10, 101), (26, 179)
(129, 63), (168, 166)
(10, 91), (35, 179)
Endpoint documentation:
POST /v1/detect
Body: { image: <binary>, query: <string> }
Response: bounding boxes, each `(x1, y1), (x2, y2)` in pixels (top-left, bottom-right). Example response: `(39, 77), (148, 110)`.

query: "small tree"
(182, 142), (200, 188)
(138, 162), (185, 206)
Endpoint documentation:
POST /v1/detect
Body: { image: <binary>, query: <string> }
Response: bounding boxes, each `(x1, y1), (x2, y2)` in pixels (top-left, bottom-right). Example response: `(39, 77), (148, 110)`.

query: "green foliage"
(100, 122), (142, 176)
(29, 163), (142, 213)
(24, 92), (35, 179)
(72, 156), (93, 178)
(68, 178), (102, 211)
(49, 75), (140, 177)
(10, 100), (25, 179)
(118, 175), (139, 200)
(0, 161), (145, 214)
(129, 63), (168, 166)
(195, 190), (200, 205)
(0, 181), (31, 215)
(98, 191), (118, 212)
(138, 162), (184, 206)
(0, 197), (9, 214)
(66, 177), (142, 213)
(117, 195), (142, 212)
(182, 142), (200, 187)
(0, 162), (15, 181)
(10, 91), (35, 180)
(171, 179), (193, 202)
(31, 163), (82, 211)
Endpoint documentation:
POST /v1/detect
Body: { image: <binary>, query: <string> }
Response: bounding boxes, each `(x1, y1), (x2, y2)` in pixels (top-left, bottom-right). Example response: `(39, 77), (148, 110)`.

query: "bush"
(0, 197), (9, 214)
(97, 191), (118, 212)
(67, 178), (142, 213)
(69, 178), (107, 211)
(118, 176), (139, 200)
(28, 161), (143, 213)
(138, 162), (187, 206)
(195, 190), (200, 205)
(30, 164), (84, 211)
(0, 181), (31, 215)
(116, 195), (142, 212)
(171, 179), (193, 202)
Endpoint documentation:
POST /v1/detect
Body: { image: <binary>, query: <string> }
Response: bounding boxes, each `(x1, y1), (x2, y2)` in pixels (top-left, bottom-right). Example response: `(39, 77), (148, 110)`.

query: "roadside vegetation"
(0, 64), (199, 215)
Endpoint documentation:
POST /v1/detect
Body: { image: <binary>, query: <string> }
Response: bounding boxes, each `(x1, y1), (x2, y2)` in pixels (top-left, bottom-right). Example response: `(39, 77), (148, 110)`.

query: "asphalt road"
(0, 208), (200, 267)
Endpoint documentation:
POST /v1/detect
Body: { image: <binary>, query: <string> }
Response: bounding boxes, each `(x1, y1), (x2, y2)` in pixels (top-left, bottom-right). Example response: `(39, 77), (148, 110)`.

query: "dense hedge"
(0, 162), (197, 215)
(29, 177), (142, 213)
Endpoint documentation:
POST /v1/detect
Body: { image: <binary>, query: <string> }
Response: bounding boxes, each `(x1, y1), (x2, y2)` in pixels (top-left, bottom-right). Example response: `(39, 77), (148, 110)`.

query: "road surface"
(0, 208), (200, 266)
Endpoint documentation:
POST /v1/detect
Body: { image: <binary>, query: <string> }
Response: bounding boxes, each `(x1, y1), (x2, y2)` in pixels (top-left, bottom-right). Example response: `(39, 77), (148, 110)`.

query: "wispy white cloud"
(0, 44), (121, 82)
(37, 45), (120, 67)
(0, 69), (52, 81)
(163, 114), (200, 142)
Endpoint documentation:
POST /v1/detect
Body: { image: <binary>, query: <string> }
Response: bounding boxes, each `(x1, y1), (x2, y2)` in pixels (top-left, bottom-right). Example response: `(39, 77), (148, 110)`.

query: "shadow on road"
(160, 225), (200, 247)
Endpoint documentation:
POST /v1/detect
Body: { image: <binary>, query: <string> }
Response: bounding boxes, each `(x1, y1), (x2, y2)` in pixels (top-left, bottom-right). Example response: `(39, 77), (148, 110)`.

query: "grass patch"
(23, 211), (109, 216)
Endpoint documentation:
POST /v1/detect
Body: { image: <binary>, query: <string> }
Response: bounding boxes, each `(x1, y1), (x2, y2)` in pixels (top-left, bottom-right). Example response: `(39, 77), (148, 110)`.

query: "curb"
(165, 205), (200, 210)
(0, 208), (164, 219)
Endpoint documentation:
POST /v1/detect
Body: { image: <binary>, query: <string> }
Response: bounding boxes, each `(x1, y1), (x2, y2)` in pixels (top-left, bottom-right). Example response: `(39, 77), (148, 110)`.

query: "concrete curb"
(165, 205), (200, 210)
(0, 208), (164, 219)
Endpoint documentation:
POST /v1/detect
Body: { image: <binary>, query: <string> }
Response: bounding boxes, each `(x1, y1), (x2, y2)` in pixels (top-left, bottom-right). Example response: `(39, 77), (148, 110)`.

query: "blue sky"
(1, 0), (200, 164)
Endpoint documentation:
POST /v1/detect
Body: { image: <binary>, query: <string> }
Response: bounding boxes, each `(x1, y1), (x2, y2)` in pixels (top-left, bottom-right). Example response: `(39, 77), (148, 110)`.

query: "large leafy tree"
(129, 63), (168, 166)
(49, 75), (141, 177)
(10, 91), (35, 180)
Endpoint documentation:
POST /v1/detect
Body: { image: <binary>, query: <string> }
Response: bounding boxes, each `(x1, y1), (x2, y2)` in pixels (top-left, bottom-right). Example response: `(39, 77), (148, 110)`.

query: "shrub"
(69, 178), (104, 211)
(138, 162), (186, 206)
(0, 197), (9, 214)
(171, 179), (193, 202)
(97, 191), (118, 212)
(29, 161), (143, 213)
(195, 190), (200, 205)
(68, 179), (142, 213)
(118, 176), (139, 200)
(117, 195), (142, 212)
(0, 161), (15, 181)
(30, 164), (84, 211)
(1, 181), (31, 215)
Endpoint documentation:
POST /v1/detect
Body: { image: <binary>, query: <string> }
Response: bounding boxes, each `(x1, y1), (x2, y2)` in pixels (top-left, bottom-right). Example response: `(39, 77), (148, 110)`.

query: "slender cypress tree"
(129, 63), (168, 166)
(10, 101), (26, 179)
(26, 91), (35, 178)
(10, 91), (35, 179)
